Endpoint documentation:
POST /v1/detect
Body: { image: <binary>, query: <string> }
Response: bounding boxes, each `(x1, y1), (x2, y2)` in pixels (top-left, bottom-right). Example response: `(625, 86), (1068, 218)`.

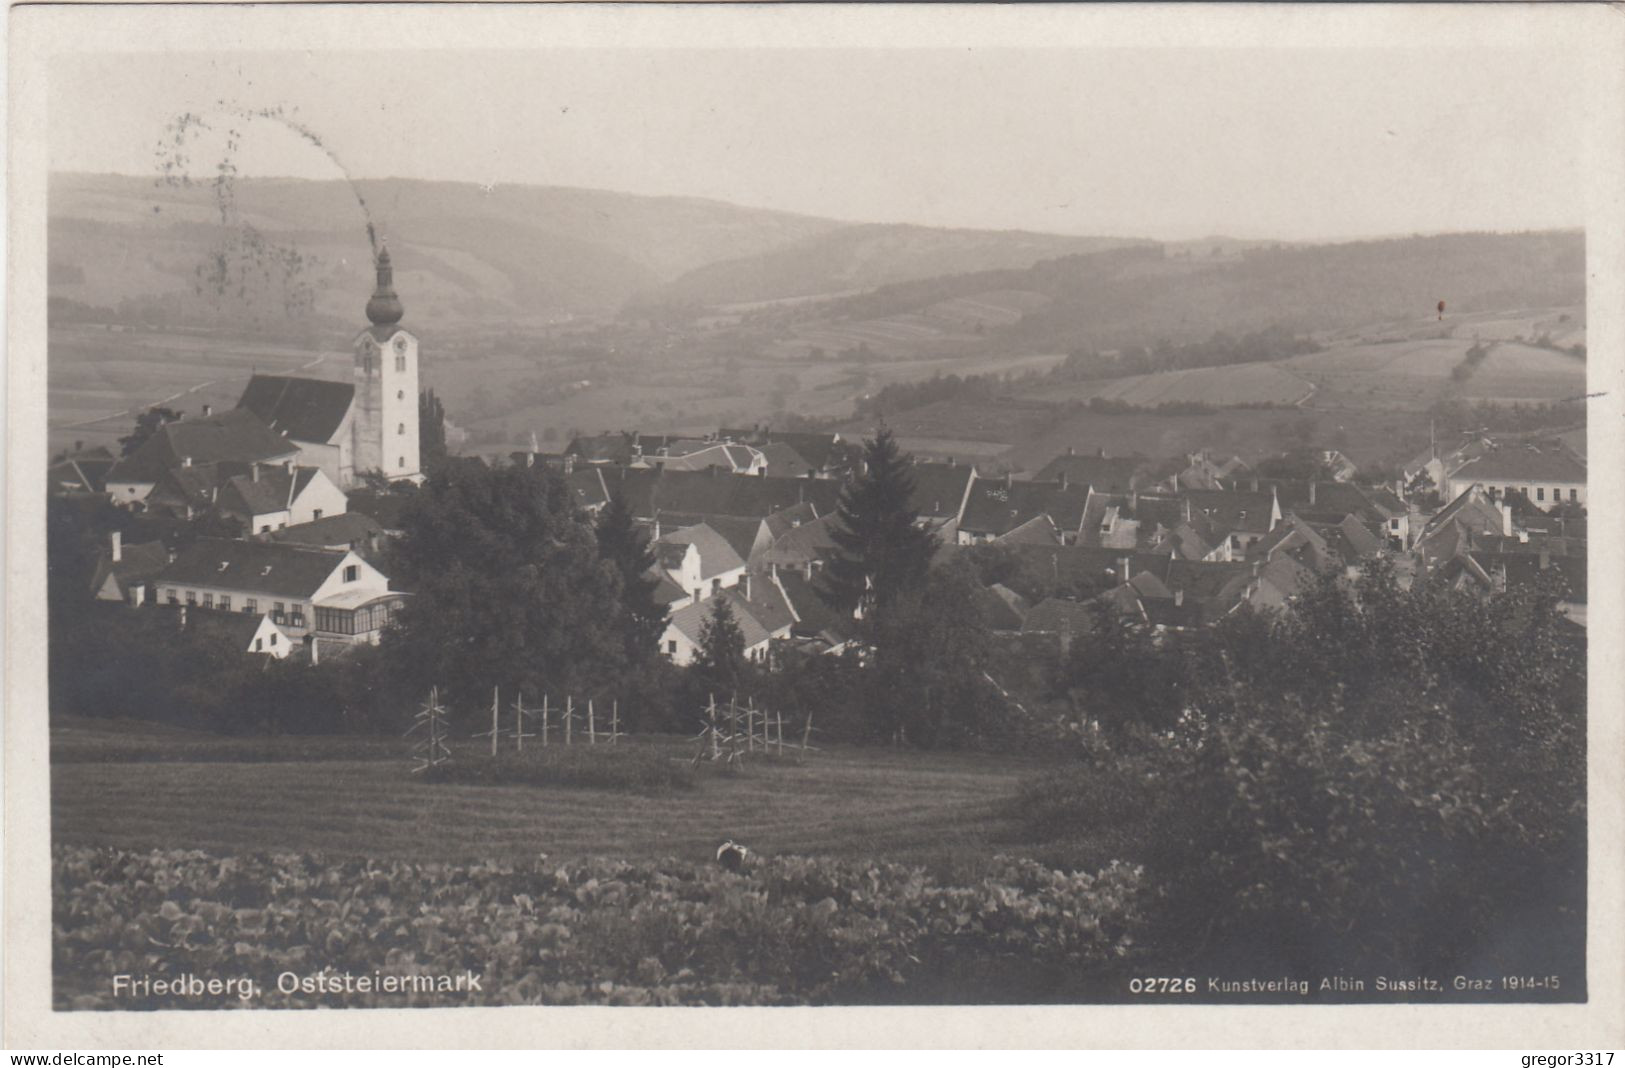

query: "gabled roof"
(1033, 453), (1144, 494)
(1021, 597), (1101, 634)
(733, 572), (797, 636)
(905, 462), (976, 521)
(762, 501), (819, 542)
(237, 375), (355, 445)
(50, 446), (117, 494)
(994, 514), (1061, 546)
(1257, 552), (1317, 600)
(269, 511), (382, 549)
(654, 541), (695, 573)
(650, 572), (689, 606)
(657, 512), (766, 565)
(155, 538), (348, 599)
(721, 429), (845, 472)
(759, 441), (815, 479)
(219, 466), (320, 518)
(667, 591), (772, 650)
(657, 523), (746, 580)
(566, 466), (611, 510)
(761, 513), (839, 569)
(606, 466), (843, 521)
(1450, 447), (1587, 485)
(168, 607), (278, 651)
(960, 478), (1090, 537)
(106, 409), (299, 486)
(773, 569), (856, 645)
(1182, 489), (1277, 536)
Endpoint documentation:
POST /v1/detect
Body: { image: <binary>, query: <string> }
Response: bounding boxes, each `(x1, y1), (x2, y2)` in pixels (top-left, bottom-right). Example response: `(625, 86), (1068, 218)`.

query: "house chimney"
(1059, 471), (1068, 490)
(1066, 446), (1075, 456)
(202, 404), (213, 417)
(252, 463), (260, 483)
(1500, 500), (1513, 537)
(1174, 588), (1184, 607)
(743, 572), (753, 599)
(1097, 447), (1106, 458)
(1251, 475), (1259, 492)
(110, 530), (122, 563)
(1539, 549), (1550, 571)
(182, 455), (192, 468)
(284, 460), (294, 475)
(1118, 556), (1132, 584)
(75, 440), (83, 452)
(310, 636), (320, 665)
(1309, 481), (1318, 506)
(166, 546), (177, 564)
(177, 605), (187, 629)
(1004, 472), (1013, 490)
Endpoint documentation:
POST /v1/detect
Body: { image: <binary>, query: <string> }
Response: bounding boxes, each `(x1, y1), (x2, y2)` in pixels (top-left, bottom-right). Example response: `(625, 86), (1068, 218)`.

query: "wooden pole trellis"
(512, 693), (536, 752)
(540, 695), (551, 748)
(587, 699), (597, 745)
(407, 686), (452, 773)
(473, 685), (510, 755)
(565, 696), (574, 747)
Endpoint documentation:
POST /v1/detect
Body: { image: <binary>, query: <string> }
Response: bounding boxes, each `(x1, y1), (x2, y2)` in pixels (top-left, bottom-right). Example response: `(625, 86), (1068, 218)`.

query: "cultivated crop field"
(48, 325), (347, 454)
(1283, 338), (1586, 409)
(1017, 361), (1314, 408)
(50, 720), (1064, 872)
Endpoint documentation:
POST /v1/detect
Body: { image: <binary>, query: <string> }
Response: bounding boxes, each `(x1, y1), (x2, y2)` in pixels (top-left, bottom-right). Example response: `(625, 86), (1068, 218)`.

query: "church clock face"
(393, 337), (408, 354)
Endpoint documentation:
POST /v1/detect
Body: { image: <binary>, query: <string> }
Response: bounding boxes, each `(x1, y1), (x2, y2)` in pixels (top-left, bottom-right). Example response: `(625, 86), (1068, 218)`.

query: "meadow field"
(50, 719), (1066, 874)
(1015, 361), (1315, 408)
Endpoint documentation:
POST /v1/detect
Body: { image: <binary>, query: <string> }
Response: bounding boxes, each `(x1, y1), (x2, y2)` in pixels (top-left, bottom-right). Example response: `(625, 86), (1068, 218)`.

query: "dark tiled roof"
(1033, 454), (1144, 494)
(905, 462), (975, 520)
(657, 524), (746, 580)
(759, 441), (815, 479)
(961, 479), (1091, 537)
(1182, 489), (1277, 536)
(155, 537), (347, 599)
(607, 467), (843, 521)
(1451, 448), (1586, 485)
(237, 375), (355, 445)
(734, 572), (797, 635)
(220, 466), (316, 518)
(656, 512), (766, 564)
(270, 511), (382, 549)
(775, 569), (856, 643)
(107, 409), (298, 485)
(667, 592), (771, 650)
(89, 540), (170, 596)
(168, 607), (273, 651)
(1021, 597), (1101, 634)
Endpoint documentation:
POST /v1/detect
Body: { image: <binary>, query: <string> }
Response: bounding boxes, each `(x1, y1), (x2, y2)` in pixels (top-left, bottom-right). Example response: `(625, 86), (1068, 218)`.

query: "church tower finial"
(365, 243), (404, 326)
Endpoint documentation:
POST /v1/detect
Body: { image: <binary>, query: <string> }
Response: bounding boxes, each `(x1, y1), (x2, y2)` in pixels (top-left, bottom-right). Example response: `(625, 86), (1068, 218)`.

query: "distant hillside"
(654, 223), (1153, 306)
(757, 231), (1585, 362)
(48, 173), (844, 328)
(48, 173), (1153, 330)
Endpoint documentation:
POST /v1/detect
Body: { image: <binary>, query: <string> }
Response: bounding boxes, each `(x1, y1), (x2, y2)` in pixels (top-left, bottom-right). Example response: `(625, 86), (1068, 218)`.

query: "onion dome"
(365, 245), (404, 326)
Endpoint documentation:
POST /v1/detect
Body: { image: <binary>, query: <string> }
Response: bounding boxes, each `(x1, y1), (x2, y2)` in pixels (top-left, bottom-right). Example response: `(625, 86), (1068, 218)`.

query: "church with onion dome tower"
(235, 246), (422, 490)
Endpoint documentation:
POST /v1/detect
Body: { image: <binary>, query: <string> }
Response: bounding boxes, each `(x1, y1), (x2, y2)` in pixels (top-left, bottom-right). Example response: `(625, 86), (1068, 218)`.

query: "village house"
(1444, 446), (1587, 512)
(88, 532), (169, 606)
(216, 462), (349, 534)
(267, 511), (386, 556)
(658, 569), (796, 666)
(651, 523), (747, 605)
(956, 473), (1090, 545)
(168, 606), (298, 659)
(1033, 449), (1149, 495)
(151, 538), (407, 654)
(104, 407), (300, 513)
(49, 443), (117, 497)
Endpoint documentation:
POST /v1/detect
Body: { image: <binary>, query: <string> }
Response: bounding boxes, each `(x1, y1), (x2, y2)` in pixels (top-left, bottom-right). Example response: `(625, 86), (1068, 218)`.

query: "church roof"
(238, 375), (355, 445)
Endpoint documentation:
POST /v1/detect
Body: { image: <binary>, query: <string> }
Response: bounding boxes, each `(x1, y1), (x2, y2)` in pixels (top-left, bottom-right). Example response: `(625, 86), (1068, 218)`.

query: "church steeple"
(365, 244), (404, 326)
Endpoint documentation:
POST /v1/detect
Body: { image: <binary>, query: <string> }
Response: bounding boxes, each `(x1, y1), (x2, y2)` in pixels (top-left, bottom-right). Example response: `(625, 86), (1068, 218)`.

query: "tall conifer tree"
(820, 428), (936, 618)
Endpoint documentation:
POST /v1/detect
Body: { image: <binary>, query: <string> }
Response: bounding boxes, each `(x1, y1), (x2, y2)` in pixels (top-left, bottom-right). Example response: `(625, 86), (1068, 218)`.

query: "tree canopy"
(820, 428), (936, 619)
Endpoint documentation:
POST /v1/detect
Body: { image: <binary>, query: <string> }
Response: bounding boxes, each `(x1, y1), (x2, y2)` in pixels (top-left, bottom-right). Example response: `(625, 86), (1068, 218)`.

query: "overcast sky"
(50, 46), (1583, 242)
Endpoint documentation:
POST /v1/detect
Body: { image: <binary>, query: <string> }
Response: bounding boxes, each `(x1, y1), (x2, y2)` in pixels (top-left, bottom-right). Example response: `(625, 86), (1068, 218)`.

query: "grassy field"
(1016, 361), (1314, 408)
(50, 719), (1063, 875)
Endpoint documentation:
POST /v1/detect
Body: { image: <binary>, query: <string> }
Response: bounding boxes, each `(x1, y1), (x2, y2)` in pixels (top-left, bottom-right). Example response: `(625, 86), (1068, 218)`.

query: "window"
(313, 509), (323, 520)
(246, 598), (257, 614)
(398, 423), (405, 435)
(186, 590), (197, 605)
(667, 640), (678, 655)
(202, 593), (214, 608)
(273, 601), (285, 618)
(398, 456), (405, 468)
(1536, 487), (1545, 501)
(343, 564), (359, 583)
(270, 633), (278, 646)
(166, 589), (178, 605)
(712, 578), (722, 593)
(254, 638), (263, 652)
(1570, 488), (1578, 501)
(395, 354), (406, 373)
(220, 596), (231, 611)
(397, 390), (405, 400)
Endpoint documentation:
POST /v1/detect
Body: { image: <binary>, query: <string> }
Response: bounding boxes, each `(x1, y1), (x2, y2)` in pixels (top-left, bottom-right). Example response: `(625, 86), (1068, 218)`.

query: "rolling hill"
(48, 173), (1149, 330)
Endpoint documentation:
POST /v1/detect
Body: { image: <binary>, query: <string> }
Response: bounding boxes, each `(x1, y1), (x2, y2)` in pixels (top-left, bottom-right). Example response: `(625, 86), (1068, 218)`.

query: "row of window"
(164, 589), (305, 626)
(312, 601), (399, 635)
(1531, 486), (1579, 503)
